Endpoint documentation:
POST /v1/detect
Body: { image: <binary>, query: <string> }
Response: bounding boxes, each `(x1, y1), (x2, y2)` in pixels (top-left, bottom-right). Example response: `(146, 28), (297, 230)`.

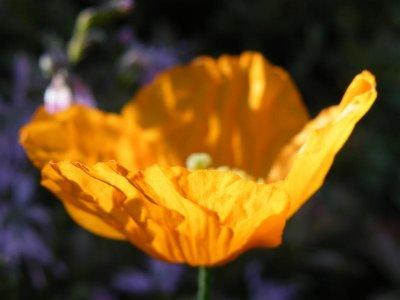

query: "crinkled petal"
(122, 51), (309, 177)
(42, 161), (289, 266)
(181, 170), (290, 250)
(42, 162), (127, 240)
(42, 161), (178, 261)
(63, 201), (126, 240)
(267, 71), (377, 217)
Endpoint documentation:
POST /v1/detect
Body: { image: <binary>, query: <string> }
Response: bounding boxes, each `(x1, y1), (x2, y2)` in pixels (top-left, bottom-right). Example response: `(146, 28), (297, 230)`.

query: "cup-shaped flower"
(20, 52), (377, 266)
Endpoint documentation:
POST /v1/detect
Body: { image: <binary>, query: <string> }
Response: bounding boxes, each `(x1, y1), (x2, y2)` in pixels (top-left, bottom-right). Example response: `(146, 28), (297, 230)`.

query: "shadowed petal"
(42, 161), (176, 262)
(41, 161), (289, 266)
(19, 106), (130, 169)
(41, 162), (127, 240)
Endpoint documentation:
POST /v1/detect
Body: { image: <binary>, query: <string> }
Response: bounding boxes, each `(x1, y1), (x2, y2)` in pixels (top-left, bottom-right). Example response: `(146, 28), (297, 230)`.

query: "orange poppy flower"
(20, 52), (377, 266)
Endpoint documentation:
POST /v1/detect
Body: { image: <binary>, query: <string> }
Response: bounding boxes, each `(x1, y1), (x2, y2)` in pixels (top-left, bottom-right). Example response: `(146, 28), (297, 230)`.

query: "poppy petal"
(122, 52), (309, 177)
(19, 105), (131, 169)
(42, 161), (289, 266)
(268, 71), (377, 217)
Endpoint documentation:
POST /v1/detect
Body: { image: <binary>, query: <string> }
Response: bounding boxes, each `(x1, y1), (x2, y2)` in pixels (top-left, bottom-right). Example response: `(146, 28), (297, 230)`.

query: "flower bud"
(44, 72), (73, 114)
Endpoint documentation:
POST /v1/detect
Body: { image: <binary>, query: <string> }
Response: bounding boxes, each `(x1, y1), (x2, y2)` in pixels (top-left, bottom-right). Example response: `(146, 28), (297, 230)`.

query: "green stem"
(197, 266), (211, 300)
(67, 2), (132, 65)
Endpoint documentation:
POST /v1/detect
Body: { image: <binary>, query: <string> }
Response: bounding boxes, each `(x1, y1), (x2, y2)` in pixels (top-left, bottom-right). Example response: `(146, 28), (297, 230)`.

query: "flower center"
(186, 152), (213, 170)
(186, 152), (263, 183)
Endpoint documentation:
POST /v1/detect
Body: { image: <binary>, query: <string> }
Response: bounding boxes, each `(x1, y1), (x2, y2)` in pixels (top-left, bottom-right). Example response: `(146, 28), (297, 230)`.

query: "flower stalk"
(67, 0), (134, 65)
(197, 266), (211, 300)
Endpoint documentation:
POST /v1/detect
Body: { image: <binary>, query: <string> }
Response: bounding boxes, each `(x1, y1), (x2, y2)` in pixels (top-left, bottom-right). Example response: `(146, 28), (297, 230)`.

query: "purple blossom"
(0, 194), (54, 289)
(245, 261), (297, 300)
(0, 136), (13, 190)
(149, 259), (184, 294)
(0, 225), (52, 266)
(116, 27), (135, 45)
(90, 287), (117, 300)
(112, 269), (154, 294)
(12, 54), (30, 106)
(0, 55), (34, 190)
(112, 258), (185, 296)
(0, 54), (57, 289)
(71, 76), (97, 108)
(120, 42), (180, 84)
(112, 0), (135, 13)
(0, 169), (54, 288)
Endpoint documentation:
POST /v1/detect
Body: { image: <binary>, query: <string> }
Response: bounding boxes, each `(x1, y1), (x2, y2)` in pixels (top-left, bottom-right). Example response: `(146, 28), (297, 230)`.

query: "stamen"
(186, 153), (213, 170)
(186, 153), (264, 183)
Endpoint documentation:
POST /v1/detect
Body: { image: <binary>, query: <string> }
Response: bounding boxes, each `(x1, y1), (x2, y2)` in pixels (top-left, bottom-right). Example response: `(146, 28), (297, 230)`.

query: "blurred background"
(0, 0), (399, 299)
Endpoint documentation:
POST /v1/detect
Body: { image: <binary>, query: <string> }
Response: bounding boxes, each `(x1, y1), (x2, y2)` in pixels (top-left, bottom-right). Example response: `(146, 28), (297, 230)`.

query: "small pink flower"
(44, 72), (73, 114)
